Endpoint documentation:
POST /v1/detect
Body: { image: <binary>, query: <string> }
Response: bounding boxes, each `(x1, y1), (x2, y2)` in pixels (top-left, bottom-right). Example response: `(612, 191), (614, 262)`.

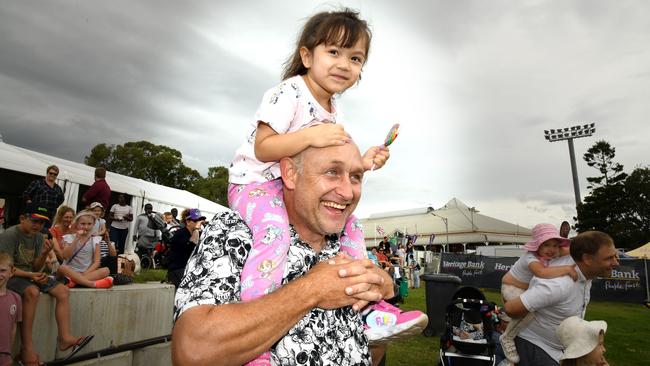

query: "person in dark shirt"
(377, 236), (389, 255)
(167, 208), (206, 288)
(22, 165), (64, 228)
(82, 167), (111, 212)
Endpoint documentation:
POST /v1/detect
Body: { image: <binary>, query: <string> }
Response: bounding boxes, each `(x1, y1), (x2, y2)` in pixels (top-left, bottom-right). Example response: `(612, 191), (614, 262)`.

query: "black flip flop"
(62, 334), (94, 361)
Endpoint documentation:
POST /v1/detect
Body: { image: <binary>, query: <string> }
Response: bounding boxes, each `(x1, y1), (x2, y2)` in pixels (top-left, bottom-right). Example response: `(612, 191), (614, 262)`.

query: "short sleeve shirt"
(0, 225), (44, 272)
(0, 290), (22, 354)
(518, 256), (592, 362)
(174, 211), (370, 366)
(110, 204), (133, 230)
(62, 234), (100, 273)
(229, 75), (343, 184)
(508, 252), (541, 283)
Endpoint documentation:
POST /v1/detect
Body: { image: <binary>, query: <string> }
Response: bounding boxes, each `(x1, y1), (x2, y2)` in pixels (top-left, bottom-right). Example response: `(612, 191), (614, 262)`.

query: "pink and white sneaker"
(362, 300), (428, 344)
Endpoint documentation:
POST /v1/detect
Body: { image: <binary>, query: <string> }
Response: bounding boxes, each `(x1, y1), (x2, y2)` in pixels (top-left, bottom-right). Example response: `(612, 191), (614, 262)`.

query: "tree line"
(84, 141), (228, 207)
(575, 140), (650, 250)
(85, 139), (650, 250)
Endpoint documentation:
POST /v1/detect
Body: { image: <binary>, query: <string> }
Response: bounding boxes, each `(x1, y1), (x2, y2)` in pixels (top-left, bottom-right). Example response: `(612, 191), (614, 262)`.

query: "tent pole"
(643, 257), (650, 302)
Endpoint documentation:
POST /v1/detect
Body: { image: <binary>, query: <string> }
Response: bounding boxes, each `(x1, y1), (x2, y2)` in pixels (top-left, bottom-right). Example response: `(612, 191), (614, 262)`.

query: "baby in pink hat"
(499, 223), (578, 364)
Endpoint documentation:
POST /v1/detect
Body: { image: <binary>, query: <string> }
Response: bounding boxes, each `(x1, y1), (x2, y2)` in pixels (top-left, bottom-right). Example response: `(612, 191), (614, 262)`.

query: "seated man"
(167, 208), (205, 288)
(505, 231), (619, 365)
(172, 142), (394, 365)
(0, 204), (92, 365)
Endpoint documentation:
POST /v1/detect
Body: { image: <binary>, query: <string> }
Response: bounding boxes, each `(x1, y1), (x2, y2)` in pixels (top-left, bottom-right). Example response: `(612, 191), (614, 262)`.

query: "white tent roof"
(361, 198), (532, 246)
(0, 141), (227, 216)
(626, 242), (650, 258)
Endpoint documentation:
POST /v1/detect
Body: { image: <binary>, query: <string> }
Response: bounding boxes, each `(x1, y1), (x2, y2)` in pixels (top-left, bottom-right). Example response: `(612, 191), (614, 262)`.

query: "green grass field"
(133, 268), (167, 283)
(388, 287), (650, 366)
(134, 270), (649, 365)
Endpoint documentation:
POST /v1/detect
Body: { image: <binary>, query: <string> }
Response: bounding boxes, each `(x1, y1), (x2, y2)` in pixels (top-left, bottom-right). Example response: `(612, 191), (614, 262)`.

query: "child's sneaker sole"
(366, 312), (428, 345)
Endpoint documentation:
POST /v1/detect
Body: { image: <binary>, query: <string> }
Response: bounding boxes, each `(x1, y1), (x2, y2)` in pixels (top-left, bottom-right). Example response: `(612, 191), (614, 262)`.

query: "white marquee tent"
(361, 198), (532, 251)
(0, 140), (227, 252)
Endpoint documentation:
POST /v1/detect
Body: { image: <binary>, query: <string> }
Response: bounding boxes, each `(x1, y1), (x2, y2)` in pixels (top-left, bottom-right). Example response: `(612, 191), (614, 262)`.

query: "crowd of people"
(0, 164), (210, 365)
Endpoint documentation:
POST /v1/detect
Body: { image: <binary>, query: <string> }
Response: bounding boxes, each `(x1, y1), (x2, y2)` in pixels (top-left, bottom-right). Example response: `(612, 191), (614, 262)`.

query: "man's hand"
(303, 257), (386, 310)
(328, 254), (393, 311)
(362, 146), (390, 171)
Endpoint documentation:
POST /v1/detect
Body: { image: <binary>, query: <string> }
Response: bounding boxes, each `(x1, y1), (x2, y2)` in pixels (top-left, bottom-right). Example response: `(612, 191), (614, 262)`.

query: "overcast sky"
(1, 0), (649, 228)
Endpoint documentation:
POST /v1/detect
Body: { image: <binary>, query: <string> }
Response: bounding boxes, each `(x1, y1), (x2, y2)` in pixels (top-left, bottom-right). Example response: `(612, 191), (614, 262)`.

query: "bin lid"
(420, 273), (462, 284)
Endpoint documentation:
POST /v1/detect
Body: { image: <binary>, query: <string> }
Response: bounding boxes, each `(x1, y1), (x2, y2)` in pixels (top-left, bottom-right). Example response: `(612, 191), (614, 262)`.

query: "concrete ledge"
(133, 341), (171, 366)
(14, 283), (174, 362)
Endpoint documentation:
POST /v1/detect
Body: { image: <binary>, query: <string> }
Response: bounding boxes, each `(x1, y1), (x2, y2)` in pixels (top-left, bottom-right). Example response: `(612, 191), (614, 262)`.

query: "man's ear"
(299, 46), (312, 68)
(581, 253), (593, 267)
(280, 157), (298, 190)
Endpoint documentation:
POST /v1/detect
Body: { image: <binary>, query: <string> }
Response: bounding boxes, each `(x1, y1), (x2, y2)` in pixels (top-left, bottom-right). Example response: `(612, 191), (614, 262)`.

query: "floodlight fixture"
(543, 124), (596, 143)
(542, 123), (596, 207)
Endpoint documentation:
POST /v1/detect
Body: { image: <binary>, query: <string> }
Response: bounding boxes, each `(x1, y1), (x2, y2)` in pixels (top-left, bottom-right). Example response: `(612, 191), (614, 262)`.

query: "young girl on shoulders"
(228, 8), (425, 365)
(57, 210), (113, 289)
(499, 223), (578, 364)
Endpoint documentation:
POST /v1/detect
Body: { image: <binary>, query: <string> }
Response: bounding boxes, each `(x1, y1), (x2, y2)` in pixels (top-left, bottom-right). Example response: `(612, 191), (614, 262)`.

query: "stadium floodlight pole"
(544, 123), (596, 207)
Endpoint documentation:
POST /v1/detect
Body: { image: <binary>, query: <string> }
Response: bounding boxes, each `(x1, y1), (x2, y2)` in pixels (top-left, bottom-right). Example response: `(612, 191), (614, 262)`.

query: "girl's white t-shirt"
(508, 252), (542, 283)
(229, 75), (344, 185)
(62, 234), (100, 273)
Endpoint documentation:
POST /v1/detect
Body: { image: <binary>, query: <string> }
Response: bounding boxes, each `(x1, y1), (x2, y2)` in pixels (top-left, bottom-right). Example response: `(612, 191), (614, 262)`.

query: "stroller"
(439, 287), (498, 366)
(135, 212), (176, 269)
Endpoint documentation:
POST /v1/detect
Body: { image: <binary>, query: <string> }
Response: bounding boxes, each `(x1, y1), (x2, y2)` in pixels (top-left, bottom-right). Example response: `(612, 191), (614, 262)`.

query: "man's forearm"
(504, 297), (529, 318)
(172, 276), (316, 366)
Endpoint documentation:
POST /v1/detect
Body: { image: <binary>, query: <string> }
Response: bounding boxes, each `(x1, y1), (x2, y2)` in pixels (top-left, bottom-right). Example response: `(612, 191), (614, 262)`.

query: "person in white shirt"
(504, 231), (619, 366)
(109, 194), (133, 254)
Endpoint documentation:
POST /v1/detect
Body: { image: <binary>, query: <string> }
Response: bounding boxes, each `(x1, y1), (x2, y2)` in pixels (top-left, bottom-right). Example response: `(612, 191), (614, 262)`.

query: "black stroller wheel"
(140, 255), (152, 270)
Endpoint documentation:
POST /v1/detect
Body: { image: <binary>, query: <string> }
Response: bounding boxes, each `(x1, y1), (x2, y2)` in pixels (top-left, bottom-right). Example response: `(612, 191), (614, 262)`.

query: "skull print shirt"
(173, 211), (371, 366)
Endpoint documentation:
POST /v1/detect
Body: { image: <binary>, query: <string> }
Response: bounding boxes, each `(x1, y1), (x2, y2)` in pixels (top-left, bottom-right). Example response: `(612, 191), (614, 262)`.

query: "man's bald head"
(280, 142), (364, 248)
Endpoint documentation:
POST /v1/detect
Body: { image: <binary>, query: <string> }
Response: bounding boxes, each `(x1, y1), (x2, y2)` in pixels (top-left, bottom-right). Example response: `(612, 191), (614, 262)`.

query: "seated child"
(99, 232), (118, 275)
(453, 310), (485, 343)
(89, 202), (107, 237)
(0, 252), (21, 366)
(57, 210), (113, 289)
(499, 223), (577, 364)
(556, 316), (608, 366)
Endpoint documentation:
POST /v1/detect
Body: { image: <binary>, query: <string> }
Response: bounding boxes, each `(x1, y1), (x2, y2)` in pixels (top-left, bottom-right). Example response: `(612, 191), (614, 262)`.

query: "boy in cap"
(167, 208), (205, 288)
(0, 204), (92, 365)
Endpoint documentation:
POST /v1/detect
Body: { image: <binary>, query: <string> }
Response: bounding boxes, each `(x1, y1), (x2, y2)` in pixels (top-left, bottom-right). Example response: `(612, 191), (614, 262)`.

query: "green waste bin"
(421, 273), (462, 337)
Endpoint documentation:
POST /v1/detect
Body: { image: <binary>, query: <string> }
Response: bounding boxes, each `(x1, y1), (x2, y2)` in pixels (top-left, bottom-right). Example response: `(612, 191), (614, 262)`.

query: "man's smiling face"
(290, 142), (364, 240)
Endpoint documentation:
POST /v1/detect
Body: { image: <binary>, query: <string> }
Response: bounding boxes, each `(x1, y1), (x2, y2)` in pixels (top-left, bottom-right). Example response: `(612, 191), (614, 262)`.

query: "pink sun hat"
(523, 223), (571, 252)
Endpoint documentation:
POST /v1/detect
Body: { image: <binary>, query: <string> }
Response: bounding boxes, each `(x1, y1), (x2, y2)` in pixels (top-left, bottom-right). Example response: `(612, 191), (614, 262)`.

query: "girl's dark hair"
(282, 8), (372, 80)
